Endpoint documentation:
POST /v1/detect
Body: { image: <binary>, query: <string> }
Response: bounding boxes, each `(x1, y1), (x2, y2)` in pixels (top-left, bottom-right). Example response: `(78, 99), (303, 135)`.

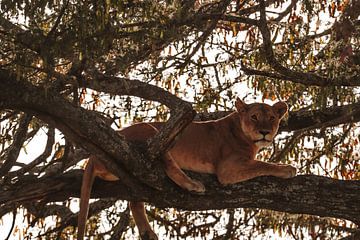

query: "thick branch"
(1, 170), (358, 224)
(79, 72), (197, 161)
(241, 64), (360, 87)
(282, 102), (360, 131)
(147, 106), (196, 159)
(82, 72), (191, 110)
(0, 69), (166, 190)
(0, 68), (200, 191)
(195, 102), (360, 132)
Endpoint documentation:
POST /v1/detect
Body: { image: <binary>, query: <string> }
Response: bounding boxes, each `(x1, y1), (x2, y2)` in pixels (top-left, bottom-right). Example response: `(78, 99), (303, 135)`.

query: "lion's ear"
(235, 97), (247, 112)
(273, 101), (288, 119)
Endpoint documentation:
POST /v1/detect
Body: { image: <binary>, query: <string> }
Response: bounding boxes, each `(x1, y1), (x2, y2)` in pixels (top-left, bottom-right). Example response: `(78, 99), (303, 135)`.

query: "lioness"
(77, 98), (296, 240)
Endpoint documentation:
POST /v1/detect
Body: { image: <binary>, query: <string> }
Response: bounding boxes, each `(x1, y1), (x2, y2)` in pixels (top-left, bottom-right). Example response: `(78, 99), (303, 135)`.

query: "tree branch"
(194, 101), (360, 132)
(256, 0), (360, 87)
(147, 106), (196, 159)
(0, 114), (32, 178)
(0, 68), (201, 191)
(8, 127), (55, 178)
(0, 68), (160, 190)
(80, 71), (197, 161)
(1, 170), (358, 224)
(282, 102), (360, 132)
(82, 71), (189, 109)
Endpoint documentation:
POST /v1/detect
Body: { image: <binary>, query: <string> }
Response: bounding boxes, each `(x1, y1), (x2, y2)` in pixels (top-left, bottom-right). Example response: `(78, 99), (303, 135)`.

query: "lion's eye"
(251, 115), (258, 121)
(269, 116), (275, 121)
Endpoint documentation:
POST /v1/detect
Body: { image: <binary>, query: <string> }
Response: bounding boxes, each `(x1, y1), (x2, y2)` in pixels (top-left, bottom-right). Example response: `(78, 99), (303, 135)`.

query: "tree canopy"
(0, 0), (359, 239)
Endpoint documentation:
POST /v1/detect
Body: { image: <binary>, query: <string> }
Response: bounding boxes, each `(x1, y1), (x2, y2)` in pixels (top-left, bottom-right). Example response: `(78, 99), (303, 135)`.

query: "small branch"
(273, 0), (297, 22)
(221, 14), (258, 26)
(109, 207), (130, 240)
(0, 114), (32, 178)
(222, 209), (235, 240)
(178, 0), (232, 69)
(147, 104), (195, 159)
(255, 0), (360, 87)
(177, 19), (218, 69)
(46, 0), (69, 38)
(9, 127), (55, 178)
(237, 0), (278, 16)
(4, 209), (16, 240)
(270, 130), (304, 163)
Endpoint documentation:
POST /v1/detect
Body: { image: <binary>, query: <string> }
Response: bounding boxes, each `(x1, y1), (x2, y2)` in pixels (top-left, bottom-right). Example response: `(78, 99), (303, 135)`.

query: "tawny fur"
(77, 98), (296, 240)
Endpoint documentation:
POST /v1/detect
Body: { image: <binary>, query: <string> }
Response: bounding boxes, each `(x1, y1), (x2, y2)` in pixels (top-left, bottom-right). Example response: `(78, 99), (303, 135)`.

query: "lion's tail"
(77, 159), (95, 240)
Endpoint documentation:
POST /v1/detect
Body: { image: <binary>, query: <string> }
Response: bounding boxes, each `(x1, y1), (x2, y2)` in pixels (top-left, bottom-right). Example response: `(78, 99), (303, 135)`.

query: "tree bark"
(1, 170), (359, 224)
(0, 69), (169, 190)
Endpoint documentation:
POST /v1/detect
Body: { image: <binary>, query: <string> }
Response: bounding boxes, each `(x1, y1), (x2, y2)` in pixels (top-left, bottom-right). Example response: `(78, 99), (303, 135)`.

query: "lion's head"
(235, 98), (288, 148)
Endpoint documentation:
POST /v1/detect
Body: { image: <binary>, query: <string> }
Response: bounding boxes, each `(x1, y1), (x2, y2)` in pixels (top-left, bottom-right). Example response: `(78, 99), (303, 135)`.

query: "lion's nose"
(259, 130), (270, 136)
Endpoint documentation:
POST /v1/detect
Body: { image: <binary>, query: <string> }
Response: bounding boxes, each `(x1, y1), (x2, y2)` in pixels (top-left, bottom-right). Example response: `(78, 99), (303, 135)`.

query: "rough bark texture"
(1, 170), (359, 224)
(0, 69), (175, 190)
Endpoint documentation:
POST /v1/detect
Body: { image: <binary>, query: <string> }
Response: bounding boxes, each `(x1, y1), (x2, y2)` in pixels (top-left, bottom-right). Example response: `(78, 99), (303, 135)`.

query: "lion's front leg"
(216, 157), (296, 185)
(163, 152), (205, 193)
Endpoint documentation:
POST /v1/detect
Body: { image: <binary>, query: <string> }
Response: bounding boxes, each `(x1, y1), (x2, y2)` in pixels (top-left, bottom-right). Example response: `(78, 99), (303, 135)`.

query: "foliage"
(0, 0), (359, 239)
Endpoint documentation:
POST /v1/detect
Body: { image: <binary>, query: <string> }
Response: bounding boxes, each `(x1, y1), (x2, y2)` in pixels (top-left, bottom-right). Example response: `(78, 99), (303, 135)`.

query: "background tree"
(0, 0), (359, 239)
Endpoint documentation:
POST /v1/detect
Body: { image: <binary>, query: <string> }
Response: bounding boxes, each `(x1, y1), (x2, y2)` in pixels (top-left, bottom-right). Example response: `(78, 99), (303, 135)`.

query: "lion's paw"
(189, 179), (206, 193)
(282, 165), (296, 178)
(140, 230), (158, 240)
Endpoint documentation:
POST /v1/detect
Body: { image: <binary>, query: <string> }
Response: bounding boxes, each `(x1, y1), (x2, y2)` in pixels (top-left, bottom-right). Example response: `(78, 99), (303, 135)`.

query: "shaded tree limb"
(0, 69), (153, 190)
(0, 114), (32, 178)
(1, 170), (359, 225)
(82, 71), (191, 110)
(282, 102), (360, 131)
(109, 206), (130, 240)
(0, 68), (197, 191)
(81, 71), (197, 160)
(8, 127), (55, 178)
(241, 64), (360, 87)
(147, 106), (196, 160)
(195, 101), (360, 133)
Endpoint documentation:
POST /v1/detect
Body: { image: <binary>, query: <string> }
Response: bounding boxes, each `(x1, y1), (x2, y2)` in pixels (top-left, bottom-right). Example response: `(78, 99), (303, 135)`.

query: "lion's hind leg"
(129, 202), (158, 240)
